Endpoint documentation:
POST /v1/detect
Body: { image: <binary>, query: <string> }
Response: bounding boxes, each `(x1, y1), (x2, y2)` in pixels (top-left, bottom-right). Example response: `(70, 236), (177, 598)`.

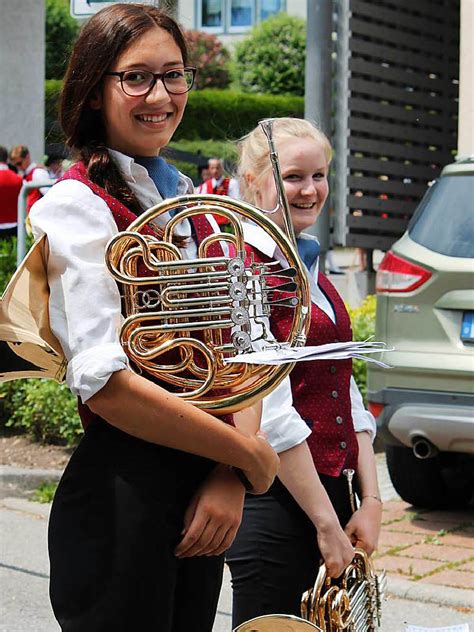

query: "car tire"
(386, 445), (474, 510)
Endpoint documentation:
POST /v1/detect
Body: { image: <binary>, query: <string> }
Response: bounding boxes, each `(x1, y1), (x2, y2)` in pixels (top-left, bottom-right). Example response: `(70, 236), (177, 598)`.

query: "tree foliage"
(45, 0), (79, 80)
(234, 13), (306, 96)
(185, 30), (231, 90)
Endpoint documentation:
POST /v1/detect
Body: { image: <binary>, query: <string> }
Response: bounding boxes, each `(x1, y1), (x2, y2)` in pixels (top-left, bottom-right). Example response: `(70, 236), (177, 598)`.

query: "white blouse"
(243, 222), (376, 441)
(29, 150), (311, 453)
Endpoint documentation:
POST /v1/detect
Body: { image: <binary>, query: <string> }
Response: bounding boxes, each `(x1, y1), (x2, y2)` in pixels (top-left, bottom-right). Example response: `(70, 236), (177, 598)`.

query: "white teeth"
(293, 203), (315, 209)
(138, 113), (168, 123)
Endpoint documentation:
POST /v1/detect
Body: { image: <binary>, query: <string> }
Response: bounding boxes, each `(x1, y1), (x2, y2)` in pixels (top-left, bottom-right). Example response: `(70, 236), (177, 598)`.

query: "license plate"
(461, 312), (474, 342)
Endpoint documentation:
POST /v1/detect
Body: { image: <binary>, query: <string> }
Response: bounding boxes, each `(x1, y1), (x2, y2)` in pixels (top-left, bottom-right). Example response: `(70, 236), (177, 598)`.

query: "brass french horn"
(233, 549), (386, 632)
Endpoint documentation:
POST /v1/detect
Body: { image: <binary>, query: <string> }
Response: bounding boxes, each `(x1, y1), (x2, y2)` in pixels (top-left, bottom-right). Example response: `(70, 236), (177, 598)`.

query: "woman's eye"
(166, 70), (184, 79)
(124, 71), (148, 83)
(313, 172), (325, 179)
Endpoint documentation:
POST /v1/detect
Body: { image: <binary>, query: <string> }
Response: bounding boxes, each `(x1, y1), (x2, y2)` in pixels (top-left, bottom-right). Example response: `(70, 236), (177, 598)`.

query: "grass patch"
(33, 481), (58, 503)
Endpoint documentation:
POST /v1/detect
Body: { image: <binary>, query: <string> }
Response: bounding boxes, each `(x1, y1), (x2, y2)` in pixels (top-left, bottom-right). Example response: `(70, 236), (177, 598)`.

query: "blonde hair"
(237, 117), (332, 206)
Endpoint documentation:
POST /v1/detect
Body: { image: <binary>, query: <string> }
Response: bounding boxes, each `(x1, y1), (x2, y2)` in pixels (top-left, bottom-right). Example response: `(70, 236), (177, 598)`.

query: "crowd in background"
(0, 144), (64, 238)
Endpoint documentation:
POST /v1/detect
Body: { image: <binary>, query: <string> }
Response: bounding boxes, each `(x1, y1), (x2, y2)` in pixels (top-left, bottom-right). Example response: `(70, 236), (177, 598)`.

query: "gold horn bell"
(104, 193), (310, 413)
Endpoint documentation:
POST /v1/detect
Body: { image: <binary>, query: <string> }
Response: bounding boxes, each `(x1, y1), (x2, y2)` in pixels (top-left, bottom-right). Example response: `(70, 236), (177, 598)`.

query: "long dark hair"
(61, 3), (188, 212)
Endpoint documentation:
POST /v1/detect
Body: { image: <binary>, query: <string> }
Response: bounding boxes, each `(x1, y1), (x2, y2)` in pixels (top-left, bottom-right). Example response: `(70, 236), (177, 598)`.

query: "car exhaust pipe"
(412, 437), (438, 459)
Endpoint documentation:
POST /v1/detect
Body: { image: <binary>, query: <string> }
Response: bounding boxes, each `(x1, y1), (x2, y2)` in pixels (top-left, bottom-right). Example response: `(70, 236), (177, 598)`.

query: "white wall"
(0, 0), (45, 162)
(458, 0), (474, 157)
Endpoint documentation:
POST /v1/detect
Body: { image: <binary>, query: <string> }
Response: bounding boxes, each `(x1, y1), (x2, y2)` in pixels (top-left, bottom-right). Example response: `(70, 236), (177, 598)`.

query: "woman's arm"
(277, 441), (355, 578)
(344, 431), (383, 555)
(88, 369), (279, 495)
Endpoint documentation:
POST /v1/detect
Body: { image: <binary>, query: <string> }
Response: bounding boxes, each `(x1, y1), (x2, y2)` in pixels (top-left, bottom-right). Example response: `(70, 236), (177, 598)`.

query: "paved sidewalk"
(375, 499), (474, 597)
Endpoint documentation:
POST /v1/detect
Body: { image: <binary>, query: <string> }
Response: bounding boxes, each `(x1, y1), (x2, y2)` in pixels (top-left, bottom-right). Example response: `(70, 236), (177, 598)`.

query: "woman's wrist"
(308, 505), (341, 531)
(360, 494), (383, 505)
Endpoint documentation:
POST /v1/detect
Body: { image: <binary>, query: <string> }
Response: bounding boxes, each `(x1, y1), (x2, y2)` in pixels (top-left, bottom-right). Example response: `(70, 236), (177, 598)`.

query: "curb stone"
(386, 576), (473, 610)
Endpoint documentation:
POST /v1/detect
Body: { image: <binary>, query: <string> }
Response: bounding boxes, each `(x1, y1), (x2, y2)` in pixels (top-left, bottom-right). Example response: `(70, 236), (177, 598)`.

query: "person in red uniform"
(227, 117), (383, 627)
(9, 145), (50, 213)
(195, 157), (240, 230)
(28, 5), (279, 631)
(0, 146), (22, 238)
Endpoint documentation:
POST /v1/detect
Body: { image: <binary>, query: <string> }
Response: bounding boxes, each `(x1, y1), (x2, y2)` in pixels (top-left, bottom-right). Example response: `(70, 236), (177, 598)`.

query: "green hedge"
(346, 295), (376, 404)
(44, 81), (304, 143)
(175, 89), (304, 140)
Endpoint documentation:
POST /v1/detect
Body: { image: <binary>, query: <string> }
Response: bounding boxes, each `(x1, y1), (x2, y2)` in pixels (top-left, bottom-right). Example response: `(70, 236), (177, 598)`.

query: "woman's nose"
(301, 179), (317, 195)
(145, 78), (171, 103)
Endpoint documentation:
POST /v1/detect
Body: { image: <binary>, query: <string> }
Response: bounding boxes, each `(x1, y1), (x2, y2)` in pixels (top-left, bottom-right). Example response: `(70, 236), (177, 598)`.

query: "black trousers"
(48, 420), (224, 632)
(226, 475), (353, 628)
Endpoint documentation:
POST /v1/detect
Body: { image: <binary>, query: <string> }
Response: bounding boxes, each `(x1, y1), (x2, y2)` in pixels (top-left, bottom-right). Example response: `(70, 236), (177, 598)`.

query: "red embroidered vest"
(200, 177), (231, 226)
(61, 162), (233, 429)
(246, 244), (358, 477)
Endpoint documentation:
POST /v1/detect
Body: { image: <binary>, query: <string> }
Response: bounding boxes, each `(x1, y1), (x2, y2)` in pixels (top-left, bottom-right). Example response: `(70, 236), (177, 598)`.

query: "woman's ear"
(245, 172), (256, 187)
(89, 90), (102, 111)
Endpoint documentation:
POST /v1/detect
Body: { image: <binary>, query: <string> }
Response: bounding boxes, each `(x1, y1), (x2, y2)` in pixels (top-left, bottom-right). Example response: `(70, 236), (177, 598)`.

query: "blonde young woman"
(226, 118), (383, 627)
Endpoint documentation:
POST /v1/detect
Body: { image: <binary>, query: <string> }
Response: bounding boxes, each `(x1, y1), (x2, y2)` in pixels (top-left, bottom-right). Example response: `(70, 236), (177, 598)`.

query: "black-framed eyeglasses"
(104, 67), (196, 97)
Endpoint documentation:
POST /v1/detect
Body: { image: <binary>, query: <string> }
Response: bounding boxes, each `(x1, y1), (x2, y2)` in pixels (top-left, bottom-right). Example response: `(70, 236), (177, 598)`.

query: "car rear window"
(408, 175), (473, 258)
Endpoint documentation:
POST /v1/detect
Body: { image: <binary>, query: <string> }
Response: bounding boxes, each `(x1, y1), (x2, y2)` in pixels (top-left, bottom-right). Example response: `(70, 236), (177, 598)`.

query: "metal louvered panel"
(332, 0), (460, 251)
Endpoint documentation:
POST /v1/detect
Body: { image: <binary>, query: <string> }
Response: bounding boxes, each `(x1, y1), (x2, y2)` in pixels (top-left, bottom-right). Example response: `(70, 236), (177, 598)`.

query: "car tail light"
(368, 401), (385, 418)
(376, 251), (432, 293)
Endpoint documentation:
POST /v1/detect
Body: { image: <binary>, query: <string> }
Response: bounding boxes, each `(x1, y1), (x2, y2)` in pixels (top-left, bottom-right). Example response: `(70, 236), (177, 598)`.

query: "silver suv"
(368, 158), (474, 509)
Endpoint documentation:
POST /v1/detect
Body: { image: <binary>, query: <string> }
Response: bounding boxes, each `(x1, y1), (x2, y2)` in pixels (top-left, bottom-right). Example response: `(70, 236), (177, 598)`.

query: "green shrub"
(45, 0), (79, 80)
(234, 14), (306, 96)
(45, 79), (64, 144)
(347, 295), (376, 403)
(2, 379), (82, 446)
(0, 237), (17, 294)
(176, 89), (304, 140)
(185, 30), (231, 89)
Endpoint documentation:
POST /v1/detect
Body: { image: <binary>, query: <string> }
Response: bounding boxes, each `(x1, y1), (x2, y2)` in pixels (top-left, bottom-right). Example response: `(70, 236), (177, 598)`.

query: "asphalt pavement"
(1, 455), (472, 631)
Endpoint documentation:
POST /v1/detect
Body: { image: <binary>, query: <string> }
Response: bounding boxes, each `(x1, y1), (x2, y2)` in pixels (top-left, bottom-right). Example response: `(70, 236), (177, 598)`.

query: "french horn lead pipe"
(259, 118), (298, 247)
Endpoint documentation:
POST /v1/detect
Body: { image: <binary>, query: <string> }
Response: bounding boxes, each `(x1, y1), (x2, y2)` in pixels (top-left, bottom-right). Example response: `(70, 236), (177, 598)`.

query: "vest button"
(340, 441), (347, 449)
(336, 416), (343, 424)
(331, 390), (338, 399)
(330, 365), (337, 374)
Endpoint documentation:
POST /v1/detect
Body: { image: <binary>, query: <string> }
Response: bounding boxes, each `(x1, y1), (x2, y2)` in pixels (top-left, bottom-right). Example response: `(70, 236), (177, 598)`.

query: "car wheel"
(386, 446), (474, 510)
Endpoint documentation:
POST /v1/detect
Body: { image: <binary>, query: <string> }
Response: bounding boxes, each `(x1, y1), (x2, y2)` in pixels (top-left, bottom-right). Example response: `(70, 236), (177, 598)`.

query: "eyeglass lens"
(121, 69), (194, 96)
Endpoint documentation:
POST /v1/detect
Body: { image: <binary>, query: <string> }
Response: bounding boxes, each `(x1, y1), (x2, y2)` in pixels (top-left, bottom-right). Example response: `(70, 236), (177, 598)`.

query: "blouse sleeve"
(29, 180), (129, 403)
(350, 376), (376, 441)
(260, 377), (311, 453)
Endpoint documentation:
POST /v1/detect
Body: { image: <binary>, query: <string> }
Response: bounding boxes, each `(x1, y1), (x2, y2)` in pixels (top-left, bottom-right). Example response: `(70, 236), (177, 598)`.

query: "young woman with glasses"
(29, 5), (282, 630)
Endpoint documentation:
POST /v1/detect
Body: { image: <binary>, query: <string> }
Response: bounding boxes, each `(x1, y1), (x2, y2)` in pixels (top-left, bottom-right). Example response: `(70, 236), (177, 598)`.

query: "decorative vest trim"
(245, 244), (358, 477)
(60, 162), (233, 429)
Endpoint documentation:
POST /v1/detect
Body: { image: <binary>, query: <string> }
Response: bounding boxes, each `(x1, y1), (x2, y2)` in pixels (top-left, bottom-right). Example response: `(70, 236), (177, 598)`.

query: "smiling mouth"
(292, 202), (316, 209)
(136, 113), (170, 123)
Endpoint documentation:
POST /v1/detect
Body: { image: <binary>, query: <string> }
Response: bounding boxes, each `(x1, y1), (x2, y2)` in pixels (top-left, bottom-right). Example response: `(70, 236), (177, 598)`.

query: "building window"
(229, 0), (253, 30)
(260, 0), (283, 20)
(201, 0), (223, 29)
(197, 0), (284, 33)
